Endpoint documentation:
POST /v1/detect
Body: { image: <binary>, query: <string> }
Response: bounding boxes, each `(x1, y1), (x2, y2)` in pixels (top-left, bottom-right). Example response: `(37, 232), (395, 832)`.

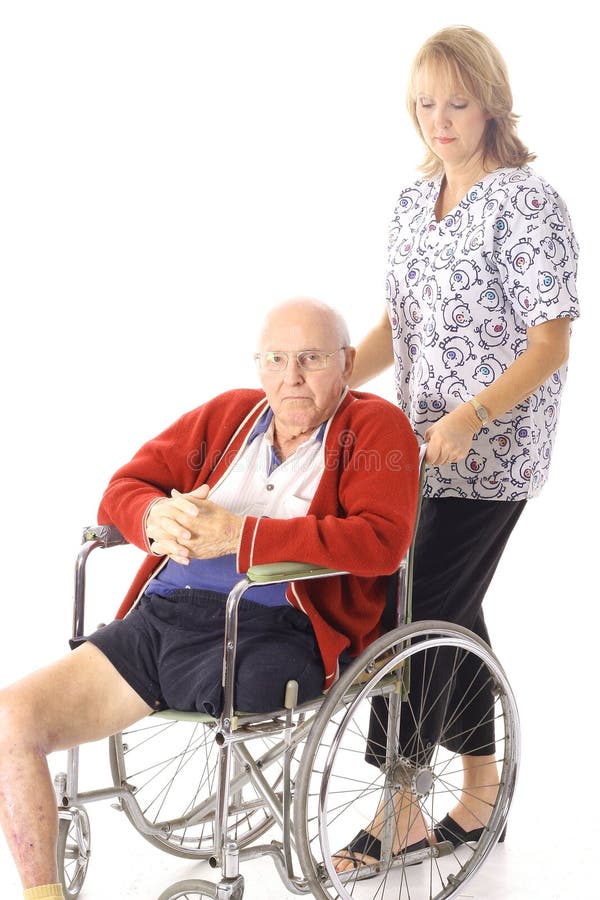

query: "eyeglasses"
(254, 348), (345, 372)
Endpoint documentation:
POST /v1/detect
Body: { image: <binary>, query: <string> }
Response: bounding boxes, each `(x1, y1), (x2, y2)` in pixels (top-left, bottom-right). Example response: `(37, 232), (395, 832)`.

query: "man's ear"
(342, 346), (357, 381)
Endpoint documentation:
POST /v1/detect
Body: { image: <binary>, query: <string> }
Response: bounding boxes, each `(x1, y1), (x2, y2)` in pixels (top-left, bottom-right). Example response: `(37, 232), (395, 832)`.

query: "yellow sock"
(24, 885), (64, 900)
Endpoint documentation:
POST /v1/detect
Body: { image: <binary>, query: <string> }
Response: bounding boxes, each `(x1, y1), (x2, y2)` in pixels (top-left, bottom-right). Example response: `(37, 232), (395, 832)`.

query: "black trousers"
(367, 496), (526, 766)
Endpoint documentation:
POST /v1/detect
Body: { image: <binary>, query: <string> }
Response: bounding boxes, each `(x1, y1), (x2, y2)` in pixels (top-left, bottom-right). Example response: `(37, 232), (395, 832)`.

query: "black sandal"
(433, 813), (507, 848)
(333, 828), (430, 872)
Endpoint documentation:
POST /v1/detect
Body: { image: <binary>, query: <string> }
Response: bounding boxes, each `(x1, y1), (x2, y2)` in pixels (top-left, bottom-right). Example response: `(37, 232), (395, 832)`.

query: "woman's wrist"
(457, 400), (483, 434)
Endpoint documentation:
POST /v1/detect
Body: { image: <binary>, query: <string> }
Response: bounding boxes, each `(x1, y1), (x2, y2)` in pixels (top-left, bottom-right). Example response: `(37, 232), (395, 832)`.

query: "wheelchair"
(54, 449), (519, 899)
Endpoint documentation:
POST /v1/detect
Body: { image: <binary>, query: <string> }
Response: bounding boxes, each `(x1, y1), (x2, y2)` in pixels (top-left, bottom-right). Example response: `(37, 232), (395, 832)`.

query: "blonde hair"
(407, 26), (536, 178)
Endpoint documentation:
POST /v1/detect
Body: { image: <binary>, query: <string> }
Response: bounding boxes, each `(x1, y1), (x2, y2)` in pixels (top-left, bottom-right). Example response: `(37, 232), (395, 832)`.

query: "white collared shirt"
(209, 411), (326, 519)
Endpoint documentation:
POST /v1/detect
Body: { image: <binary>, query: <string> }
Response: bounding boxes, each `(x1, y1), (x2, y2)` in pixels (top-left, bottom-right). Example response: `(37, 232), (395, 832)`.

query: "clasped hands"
(146, 485), (243, 565)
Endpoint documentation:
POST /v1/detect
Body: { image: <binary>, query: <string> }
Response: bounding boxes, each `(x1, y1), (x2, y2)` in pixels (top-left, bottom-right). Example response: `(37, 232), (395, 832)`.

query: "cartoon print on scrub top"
(387, 166), (580, 500)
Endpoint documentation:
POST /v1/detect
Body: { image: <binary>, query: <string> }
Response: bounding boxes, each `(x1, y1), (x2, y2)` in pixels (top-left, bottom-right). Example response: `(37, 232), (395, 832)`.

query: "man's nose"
(283, 357), (304, 383)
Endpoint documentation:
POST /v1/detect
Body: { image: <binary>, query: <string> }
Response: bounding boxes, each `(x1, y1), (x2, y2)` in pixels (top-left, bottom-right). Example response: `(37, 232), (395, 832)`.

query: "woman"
(335, 25), (579, 871)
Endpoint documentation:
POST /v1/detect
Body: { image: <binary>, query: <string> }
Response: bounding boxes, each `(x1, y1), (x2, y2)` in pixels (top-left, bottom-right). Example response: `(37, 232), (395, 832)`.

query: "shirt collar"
(247, 407), (327, 447)
(247, 407), (274, 444)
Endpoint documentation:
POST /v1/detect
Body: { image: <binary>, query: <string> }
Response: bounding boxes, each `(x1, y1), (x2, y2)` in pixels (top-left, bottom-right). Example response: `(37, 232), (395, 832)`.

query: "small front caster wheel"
(56, 807), (91, 898)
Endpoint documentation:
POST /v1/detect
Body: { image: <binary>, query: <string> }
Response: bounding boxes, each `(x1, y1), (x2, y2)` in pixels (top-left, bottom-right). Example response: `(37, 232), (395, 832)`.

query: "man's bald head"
(258, 297), (350, 351)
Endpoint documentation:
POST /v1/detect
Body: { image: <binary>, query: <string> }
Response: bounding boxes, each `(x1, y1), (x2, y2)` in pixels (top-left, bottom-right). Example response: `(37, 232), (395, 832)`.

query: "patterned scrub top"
(386, 166), (580, 500)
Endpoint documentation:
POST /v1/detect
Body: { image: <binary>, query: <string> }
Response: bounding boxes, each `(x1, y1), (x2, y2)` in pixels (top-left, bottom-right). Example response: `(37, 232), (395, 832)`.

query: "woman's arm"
(348, 307), (394, 388)
(425, 317), (572, 466)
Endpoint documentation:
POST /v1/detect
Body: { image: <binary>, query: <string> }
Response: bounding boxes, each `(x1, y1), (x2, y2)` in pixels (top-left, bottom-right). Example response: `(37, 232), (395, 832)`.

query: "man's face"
(258, 306), (354, 438)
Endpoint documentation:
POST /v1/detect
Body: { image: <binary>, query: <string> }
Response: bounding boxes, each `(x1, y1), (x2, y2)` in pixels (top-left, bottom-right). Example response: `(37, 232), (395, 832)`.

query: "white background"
(0, 1), (596, 897)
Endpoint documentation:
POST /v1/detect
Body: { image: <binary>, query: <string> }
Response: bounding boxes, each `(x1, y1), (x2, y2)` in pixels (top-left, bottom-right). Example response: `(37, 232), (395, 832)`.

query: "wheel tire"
(157, 879), (218, 899)
(57, 808), (91, 899)
(294, 621), (519, 900)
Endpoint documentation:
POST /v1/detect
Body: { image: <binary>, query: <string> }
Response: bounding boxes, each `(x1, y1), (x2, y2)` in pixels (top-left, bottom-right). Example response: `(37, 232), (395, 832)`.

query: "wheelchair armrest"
(73, 526), (129, 640)
(81, 524), (128, 547)
(246, 561), (346, 583)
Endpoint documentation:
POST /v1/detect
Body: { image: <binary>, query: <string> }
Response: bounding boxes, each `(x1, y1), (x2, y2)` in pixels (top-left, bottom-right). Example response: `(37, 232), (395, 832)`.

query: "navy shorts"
(78, 589), (328, 716)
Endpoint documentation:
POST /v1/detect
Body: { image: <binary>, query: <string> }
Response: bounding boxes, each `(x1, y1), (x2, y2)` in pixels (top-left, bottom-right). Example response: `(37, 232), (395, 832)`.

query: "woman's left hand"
(424, 403), (481, 466)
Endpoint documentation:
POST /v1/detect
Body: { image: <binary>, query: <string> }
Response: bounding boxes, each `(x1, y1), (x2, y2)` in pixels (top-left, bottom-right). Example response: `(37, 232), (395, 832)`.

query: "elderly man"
(0, 298), (418, 900)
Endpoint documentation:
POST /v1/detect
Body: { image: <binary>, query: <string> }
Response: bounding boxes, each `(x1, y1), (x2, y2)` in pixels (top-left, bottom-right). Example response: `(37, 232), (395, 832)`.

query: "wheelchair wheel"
(57, 808), (91, 899)
(294, 621), (519, 900)
(109, 715), (292, 858)
(157, 879), (217, 899)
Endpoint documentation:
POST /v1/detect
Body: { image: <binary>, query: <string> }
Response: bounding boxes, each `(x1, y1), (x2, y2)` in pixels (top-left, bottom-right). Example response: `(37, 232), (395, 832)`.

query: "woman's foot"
(334, 756), (501, 870)
(434, 812), (506, 848)
(434, 755), (500, 840)
(333, 828), (430, 873)
(333, 792), (431, 873)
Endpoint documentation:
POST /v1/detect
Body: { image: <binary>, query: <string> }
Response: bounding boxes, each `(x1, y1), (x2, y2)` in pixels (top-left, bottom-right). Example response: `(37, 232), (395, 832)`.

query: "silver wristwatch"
(469, 397), (490, 425)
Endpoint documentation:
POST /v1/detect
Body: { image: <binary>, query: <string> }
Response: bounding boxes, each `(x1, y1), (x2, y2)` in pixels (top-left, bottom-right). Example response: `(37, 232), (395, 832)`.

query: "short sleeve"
(493, 175), (580, 328)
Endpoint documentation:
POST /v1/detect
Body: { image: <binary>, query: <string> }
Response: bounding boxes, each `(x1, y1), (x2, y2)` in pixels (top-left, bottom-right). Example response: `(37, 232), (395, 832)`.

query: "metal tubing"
(65, 746), (81, 805)
(72, 526), (127, 640)
(281, 709), (296, 876)
(62, 786), (130, 805)
(395, 558), (409, 627)
(234, 743), (287, 836)
(214, 577), (251, 856)
(238, 845), (310, 895)
(380, 684), (402, 860)
(221, 578), (251, 722)
(72, 540), (102, 639)
(223, 841), (240, 878)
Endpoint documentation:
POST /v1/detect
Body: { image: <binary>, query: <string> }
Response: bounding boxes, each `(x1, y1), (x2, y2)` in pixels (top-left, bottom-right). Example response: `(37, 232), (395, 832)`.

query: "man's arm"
(97, 411), (197, 552)
(97, 390), (265, 552)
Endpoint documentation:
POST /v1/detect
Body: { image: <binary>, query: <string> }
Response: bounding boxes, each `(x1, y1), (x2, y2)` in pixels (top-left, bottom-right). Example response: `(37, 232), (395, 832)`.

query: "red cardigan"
(98, 389), (419, 689)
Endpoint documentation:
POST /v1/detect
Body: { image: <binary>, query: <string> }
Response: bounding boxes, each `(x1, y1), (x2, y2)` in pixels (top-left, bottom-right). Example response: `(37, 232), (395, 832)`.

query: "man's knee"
(0, 683), (52, 757)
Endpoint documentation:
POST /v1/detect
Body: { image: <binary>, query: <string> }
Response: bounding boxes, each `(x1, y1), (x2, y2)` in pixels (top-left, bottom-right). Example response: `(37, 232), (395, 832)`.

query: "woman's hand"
(424, 403), (481, 466)
(424, 319), (572, 466)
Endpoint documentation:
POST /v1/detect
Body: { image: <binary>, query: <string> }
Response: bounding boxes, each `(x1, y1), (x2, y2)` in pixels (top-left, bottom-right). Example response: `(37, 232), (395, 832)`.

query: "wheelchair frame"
(54, 448), (520, 900)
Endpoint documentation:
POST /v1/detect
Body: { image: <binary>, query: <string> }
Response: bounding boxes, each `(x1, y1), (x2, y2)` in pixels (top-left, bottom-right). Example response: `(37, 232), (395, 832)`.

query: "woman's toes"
(333, 850), (376, 873)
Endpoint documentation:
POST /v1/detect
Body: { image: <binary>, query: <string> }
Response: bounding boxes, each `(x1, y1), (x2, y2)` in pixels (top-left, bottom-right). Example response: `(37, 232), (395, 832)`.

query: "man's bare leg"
(0, 643), (151, 889)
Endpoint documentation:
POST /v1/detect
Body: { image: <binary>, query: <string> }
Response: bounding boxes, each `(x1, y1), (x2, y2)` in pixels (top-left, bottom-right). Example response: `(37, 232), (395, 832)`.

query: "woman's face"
(414, 66), (490, 172)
